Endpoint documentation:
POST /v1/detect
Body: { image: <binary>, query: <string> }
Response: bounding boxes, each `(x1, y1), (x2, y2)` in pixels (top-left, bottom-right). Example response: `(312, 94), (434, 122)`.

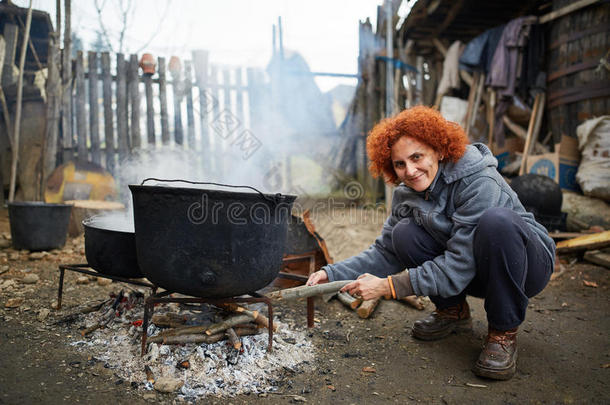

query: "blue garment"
(322, 143), (555, 299)
(459, 24), (505, 73)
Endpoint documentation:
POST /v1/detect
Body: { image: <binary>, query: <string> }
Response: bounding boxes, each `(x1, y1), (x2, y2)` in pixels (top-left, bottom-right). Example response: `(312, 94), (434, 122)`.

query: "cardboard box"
(526, 135), (581, 191)
(493, 137), (524, 171)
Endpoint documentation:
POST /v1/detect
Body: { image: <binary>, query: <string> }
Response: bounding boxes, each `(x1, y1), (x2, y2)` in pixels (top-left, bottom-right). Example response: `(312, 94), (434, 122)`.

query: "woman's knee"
(476, 208), (520, 237)
(392, 219), (443, 266)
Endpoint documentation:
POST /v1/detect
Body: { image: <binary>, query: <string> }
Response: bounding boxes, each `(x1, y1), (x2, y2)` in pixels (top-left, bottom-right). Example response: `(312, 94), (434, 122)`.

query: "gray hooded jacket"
(323, 143), (555, 298)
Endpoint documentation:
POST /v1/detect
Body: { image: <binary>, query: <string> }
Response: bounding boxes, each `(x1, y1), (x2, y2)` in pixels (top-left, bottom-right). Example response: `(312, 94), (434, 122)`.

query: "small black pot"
(8, 202), (72, 251)
(83, 215), (142, 278)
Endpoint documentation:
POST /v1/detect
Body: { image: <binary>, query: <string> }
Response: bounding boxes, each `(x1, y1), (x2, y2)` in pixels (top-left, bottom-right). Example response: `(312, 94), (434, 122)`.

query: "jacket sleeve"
(408, 176), (503, 298)
(322, 214), (405, 282)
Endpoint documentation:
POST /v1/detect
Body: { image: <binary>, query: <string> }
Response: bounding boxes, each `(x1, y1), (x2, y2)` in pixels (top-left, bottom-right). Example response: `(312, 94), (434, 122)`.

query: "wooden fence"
(46, 45), (268, 179)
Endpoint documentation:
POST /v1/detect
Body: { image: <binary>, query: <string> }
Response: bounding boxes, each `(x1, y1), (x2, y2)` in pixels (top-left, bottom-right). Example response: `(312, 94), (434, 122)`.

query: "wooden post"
(74, 51), (87, 162)
(170, 63), (184, 146)
(519, 93), (546, 176)
(128, 54), (141, 150)
(88, 51), (100, 165)
(42, 33), (60, 199)
(192, 50), (209, 170)
(210, 65), (221, 175)
(158, 57), (170, 145)
(463, 71), (480, 132)
(100, 52), (114, 173)
(116, 54), (128, 163)
(1, 24), (18, 86)
(144, 71), (155, 146)
(184, 61), (196, 150)
(8, 1), (33, 202)
(61, 0), (72, 164)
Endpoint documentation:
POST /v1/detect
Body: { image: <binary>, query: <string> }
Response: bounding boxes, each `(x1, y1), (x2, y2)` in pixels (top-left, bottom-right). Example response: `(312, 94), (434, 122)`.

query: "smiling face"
(390, 136), (441, 192)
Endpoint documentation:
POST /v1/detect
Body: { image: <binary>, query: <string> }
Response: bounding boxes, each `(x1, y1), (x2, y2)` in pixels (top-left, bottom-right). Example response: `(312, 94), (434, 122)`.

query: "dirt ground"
(0, 206), (609, 404)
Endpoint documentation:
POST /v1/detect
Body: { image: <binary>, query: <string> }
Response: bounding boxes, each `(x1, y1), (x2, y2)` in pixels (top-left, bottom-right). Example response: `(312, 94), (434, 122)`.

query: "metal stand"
(57, 264), (157, 309)
(141, 291), (273, 356)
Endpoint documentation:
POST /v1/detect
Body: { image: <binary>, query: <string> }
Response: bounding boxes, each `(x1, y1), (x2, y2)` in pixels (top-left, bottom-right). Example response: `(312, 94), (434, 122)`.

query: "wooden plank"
(432, 0), (465, 37)
(75, 51), (88, 162)
(463, 71), (480, 132)
(556, 231), (610, 254)
(100, 52), (114, 173)
(1, 23), (18, 85)
(584, 250), (610, 269)
(42, 33), (60, 198)
(158, 57), (170, 145)
(61, 0), (72, 164)
(184, 61), (196, 150)
(519, 93), (545, 176)
(170, 61), (184, 146)
(116, 53), (128, 162)
(144, 70), (155, 146)
(88, 51), (100, 165)
(539, 0), (601, 24)
(192, 50), (209, 157)
(128, 54), (141, 150)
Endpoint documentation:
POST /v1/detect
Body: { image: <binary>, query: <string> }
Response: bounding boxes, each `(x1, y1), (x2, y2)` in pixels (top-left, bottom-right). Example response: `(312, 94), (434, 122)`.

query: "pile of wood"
(147, 303), (274, 351)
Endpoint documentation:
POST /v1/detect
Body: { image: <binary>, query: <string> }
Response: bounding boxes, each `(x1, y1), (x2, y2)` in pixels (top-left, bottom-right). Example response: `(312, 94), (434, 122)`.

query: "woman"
(307, 106), (555, 380)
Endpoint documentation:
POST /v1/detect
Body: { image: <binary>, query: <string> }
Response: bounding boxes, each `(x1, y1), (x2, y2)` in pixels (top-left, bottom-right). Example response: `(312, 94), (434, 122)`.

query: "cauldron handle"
(139, 178), (283, 204)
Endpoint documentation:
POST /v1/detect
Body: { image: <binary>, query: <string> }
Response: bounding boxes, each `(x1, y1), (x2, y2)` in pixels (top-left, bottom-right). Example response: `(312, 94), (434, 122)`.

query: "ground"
(0, 206), (608, 404)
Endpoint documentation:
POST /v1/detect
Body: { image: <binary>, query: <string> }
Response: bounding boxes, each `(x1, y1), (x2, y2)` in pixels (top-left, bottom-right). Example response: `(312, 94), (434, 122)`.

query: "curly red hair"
(366, 105), (468, 185)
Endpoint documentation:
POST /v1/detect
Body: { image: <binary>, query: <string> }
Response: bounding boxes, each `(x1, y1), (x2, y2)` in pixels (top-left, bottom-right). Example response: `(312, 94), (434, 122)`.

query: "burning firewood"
(80, 290), (124, 336)
(152, 313), (188, 328)
(217, 303), (278, 332)
(52, 298), (113, 325)
(225, 327), (241, 350)
(266, 280), (352, 300)
(205, 313), (254, 336)
(150, 325), (259, 345)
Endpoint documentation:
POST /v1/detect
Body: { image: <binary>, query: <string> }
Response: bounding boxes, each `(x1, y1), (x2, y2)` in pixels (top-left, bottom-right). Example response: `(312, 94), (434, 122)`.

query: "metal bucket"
(8, 202), (72, 251)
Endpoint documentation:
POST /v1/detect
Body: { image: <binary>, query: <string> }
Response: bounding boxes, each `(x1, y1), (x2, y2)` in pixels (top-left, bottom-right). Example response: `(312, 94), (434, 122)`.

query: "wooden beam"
(539, 0), (601, 24)
(432, 0), (465, 37)
(518, 93), (546, 175)
(556, 231), (610, 254)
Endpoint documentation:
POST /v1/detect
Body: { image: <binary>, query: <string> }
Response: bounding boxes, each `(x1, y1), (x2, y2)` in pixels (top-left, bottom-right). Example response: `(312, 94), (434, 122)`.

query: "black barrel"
(83, 216), (142, 278)
(129, 183), (296, 298)
(8, 202), (72, 251)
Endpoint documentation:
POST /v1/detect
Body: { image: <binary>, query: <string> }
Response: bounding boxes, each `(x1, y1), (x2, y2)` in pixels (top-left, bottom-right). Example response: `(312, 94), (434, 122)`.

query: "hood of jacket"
(440, 143), (498, 184)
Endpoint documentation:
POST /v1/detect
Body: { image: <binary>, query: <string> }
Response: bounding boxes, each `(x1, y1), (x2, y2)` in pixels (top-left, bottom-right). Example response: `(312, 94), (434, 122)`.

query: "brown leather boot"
(412, 301), (472, 341)
(473, 327), (518, 380)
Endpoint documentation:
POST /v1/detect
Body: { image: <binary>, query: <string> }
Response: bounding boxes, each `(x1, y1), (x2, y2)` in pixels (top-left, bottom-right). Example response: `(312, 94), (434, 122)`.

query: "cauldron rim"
(8, 201), (73, 208)
(128, 184), (297, 202)
(83, 216), (134, 235)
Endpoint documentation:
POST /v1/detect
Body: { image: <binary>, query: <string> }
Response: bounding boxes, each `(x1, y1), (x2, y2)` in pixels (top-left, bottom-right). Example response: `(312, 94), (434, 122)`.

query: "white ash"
(67, 296), (314, 398)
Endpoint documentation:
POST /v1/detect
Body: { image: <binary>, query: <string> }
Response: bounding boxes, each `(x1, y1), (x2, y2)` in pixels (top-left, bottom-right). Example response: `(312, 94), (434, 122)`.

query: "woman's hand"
(340, 273), (390, 301)
(306, 269), (329, 286)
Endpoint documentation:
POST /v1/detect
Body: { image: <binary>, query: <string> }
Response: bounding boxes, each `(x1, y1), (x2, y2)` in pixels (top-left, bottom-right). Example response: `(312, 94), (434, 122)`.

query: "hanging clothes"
(437, 41), (464, 96)
(487, 16), (538, 146)
(459, 24), (505, 73)
(518, 23), (546, 99)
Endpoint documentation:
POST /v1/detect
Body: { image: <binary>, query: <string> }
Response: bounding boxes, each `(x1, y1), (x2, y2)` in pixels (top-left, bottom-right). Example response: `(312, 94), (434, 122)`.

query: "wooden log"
(226, 327), (241, 350)
(205, 313), (254, 336)
(152, 312), (188, 328)
(61, 1), (73, 164)
(266, 280), (353, 301)
(52, 298), (112, 325)
(170, 62), (184, 146)
(519, 93), (545, 175)
(400, 295), (425, 310)
(128, 54), (141, 150)
(357, 297), (380, 319)
(116, 53), (129, 162)
(88, 51), (101, 165)
(556, 231), (610, 254)
(101, 52), (115, 173)
(217, 303), (277, 331)
(502, 115), (548, 153)
(151, 327), (258, 345)
(584, 249), (610, 269)
(74, 51), (87, 163)
(337, 291), (362, 310)
(158, 57), (170, 145)
(184, 61), (196, 150)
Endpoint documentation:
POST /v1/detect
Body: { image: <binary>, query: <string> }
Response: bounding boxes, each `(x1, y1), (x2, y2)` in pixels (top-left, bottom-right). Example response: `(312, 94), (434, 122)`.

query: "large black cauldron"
(129, 180), (296, 298)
